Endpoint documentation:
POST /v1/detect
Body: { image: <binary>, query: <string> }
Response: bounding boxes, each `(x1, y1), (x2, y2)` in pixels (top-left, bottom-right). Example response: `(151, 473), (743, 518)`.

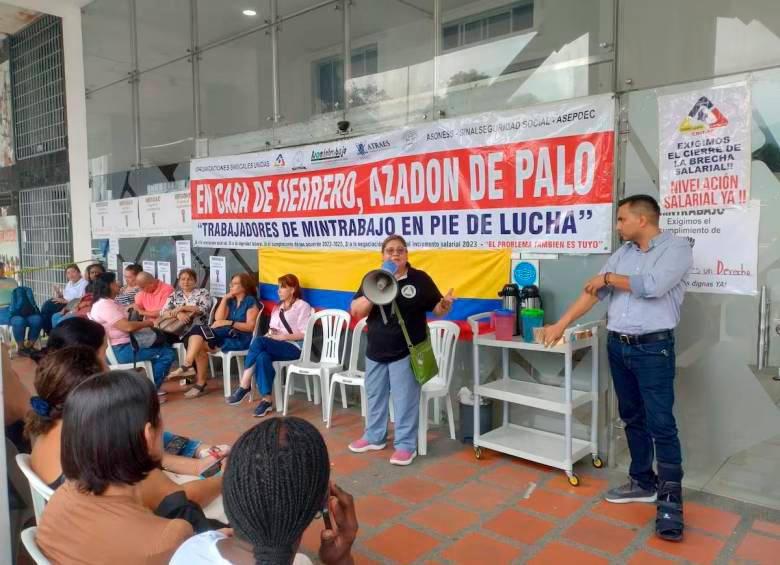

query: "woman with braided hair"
(171, 417), (358, 565)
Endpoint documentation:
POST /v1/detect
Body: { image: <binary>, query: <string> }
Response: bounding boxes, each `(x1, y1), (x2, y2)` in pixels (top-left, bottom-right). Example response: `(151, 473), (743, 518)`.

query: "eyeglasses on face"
(384, 247), (407, 255)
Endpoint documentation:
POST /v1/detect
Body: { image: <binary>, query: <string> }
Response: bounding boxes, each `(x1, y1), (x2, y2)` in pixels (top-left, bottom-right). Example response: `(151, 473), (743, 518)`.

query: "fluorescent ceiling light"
(242, 9), (257, 16)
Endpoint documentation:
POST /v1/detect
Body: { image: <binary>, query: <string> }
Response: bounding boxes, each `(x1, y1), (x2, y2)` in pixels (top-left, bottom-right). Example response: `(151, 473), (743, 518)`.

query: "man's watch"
(604, 272), (612, 286)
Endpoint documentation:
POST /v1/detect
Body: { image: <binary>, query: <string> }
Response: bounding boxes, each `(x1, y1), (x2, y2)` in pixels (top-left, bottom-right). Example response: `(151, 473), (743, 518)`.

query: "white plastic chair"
(15, 454), (54, 524)
(105, 343), (155, 385)
(418, 321), (460, 456)
(0, 323), (13, 344)
(210, 302), (264, 397)
(284, 309), (351, 420)
(21, 527), (51, 565)
(327, 317), (368, 427)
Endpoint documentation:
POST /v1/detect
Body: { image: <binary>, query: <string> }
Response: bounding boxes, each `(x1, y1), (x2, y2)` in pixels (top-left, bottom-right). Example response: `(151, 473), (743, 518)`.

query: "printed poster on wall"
(156, 261), (171, 285)
(142, 260), (156, 277)
(0, 216), (20, 279)
(116, 198), (141, 238)
(0, 61), (14, 167)
(658, 82), (750, 211)
(190, 94), (616, 253)
(176, 240), (191, 273)
(209, 256), (226, 297)
(138, 191), (192, 236)
(660, 202), (759, 295)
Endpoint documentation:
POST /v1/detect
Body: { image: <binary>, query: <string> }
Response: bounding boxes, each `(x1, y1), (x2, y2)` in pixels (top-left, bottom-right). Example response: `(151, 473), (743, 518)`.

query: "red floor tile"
(407, 501), (480, 536)
(383, 476), (444, 504)
(328, 452), (372, 476)
(627, 550), (679, 565)
(684, 501), (741, 538)
(450, 446), (503, 466)
(753, 519), (780, 537)
(363, 524), (439, 564)
(591, 499), (656, 527)
(355, 495), (408, 528)
(528, 541), (609, 565)
(735, 532), (780, 564)
(440, 532), (522, 564)
(480, 464), (540, 490)
(299, 520), (324, 554)
(449, 481), (509, 512)
(422, 460), (481, 484)
(352, 551), (381, 565)
(517, 488), (585, 519)
(646, 530), (725, 564)
(563, 515), (639, 555)
(484, 508), (556, 544)
(546, 474), (610, 498)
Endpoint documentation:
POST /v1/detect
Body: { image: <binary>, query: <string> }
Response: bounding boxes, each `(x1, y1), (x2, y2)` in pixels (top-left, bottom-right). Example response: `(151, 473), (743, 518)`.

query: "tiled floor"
(13, 360), (780, 564)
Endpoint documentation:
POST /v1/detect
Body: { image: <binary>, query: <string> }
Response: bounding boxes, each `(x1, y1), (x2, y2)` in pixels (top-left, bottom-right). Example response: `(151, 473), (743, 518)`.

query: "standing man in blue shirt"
(542, 194), (692, 542)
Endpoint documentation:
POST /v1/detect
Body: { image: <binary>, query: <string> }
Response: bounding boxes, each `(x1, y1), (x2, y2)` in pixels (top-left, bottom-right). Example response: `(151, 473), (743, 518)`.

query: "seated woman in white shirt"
(226, 274), (313, 417)
(40, 263), (88, 335)
(170, 417), (357, 565)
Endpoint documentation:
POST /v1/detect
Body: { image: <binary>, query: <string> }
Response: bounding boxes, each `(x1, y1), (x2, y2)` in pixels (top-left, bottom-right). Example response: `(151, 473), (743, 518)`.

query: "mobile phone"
(322, 507), (332, 530)
(200, 325), (215, 340)
(200, 459), (222, 478)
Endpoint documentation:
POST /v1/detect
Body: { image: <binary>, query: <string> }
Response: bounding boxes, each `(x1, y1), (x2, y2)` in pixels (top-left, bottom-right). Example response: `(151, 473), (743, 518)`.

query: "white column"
(4, 0), (93, 263)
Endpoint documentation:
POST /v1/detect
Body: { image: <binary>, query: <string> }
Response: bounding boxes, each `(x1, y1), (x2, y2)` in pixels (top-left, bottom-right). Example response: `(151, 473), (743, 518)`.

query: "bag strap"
(278, 304), (294, 335)
(391, 301), (413, 348)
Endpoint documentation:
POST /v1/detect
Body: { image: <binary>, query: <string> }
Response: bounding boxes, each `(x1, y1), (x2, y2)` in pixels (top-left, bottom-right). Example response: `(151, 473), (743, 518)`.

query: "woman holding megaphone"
(349, 235), (454, 466)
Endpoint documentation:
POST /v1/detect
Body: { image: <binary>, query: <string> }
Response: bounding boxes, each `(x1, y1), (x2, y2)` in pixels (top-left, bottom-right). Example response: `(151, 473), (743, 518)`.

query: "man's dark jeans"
(607, 334), (683, 489)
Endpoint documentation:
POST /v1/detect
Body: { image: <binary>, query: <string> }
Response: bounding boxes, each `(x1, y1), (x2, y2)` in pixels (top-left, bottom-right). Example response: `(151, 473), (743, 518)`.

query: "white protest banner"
(139, 191), (192, 236)
(659, 82), (750, 211)
(176, 240), (191, 273)
(116, 198), (141, 237)
(157, 261), (171, 285)
(661, 202), (759, 295)
(190, 94), (616, 253)
(142, 260), (156, 277)
(209, 256), (226, 297)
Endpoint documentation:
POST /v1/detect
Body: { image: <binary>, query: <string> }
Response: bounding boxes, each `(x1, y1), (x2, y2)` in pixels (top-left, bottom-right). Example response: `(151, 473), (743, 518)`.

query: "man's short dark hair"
(61, 370), (161, 495)
(618, 194), (661, 224)
(124, 263), (143, 275)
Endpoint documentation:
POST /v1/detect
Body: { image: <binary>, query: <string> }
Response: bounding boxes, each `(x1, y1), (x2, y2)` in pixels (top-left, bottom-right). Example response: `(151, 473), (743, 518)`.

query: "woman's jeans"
(244, 336), (301, 395)
(363, 356), (421, 453)
(0, 307), (43, 344)
(112, 342), (177, 389)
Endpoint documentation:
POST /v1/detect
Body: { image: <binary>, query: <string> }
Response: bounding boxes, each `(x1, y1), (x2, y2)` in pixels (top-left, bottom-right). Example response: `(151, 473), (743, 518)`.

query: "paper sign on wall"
(117, 198), (141, 237)
(176, 240), (191, 273)
(107, 237), (119, 271)
(658, 82), (751, 211)
(660, 202), (759, 295)
(142, 260), (156, 277)
(209, 256), (226, 297)
(157, 262), (171, 285)
(138, 192), (193, 236)
(511, 259), (540, 288)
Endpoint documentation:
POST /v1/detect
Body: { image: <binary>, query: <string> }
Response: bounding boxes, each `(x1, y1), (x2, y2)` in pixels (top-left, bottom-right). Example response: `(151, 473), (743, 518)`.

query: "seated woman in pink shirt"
(226, 274), (312, 417)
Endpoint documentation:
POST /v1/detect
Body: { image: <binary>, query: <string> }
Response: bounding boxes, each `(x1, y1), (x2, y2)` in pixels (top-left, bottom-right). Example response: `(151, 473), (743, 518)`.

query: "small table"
(467, 314), (603, 485)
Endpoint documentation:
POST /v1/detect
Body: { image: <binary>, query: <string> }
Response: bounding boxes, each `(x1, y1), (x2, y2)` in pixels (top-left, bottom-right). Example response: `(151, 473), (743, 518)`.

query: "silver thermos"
(520, 285), (542, 311)
(498, 283), (522, 335)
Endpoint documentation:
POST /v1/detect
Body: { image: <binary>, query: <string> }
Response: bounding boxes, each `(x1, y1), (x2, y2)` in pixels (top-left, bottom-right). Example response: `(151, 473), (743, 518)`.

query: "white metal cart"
(467, 314), (603, 485)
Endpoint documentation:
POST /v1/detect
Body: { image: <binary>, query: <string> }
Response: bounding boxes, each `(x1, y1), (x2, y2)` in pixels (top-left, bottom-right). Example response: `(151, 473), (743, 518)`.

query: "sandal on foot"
(656, 481), (684, 542)
(183, 384), (208, 399)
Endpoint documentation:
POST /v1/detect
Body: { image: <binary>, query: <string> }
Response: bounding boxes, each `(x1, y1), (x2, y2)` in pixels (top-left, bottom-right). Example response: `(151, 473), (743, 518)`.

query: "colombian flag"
(258, 248), (509, 335)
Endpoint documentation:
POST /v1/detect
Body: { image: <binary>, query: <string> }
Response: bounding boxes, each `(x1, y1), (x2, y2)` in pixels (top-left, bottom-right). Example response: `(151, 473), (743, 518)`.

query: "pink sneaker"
(348, 438), (386, 453)
(389, 449), (417, 466)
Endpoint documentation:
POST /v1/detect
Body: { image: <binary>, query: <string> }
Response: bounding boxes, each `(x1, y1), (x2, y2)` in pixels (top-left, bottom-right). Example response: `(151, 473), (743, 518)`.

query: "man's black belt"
(608, 330), (674, 345)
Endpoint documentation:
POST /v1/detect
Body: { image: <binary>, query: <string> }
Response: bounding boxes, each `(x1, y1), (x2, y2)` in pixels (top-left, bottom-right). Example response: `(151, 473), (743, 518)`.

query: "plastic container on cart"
(493, 309), (515, 341)
(521, 308), (544, 342)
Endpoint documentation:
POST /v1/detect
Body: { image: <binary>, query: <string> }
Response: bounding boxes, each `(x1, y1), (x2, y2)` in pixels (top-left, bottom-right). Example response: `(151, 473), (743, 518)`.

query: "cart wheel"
(567, 473), (580, 487)
(592, 456), (604, 469)
(474, 447), (483, 460)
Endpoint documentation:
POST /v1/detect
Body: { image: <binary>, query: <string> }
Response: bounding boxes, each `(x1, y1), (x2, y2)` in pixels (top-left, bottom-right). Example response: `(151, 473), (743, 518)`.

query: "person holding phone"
(170, 417), (358, 565)
(168, 273), (260, 399)
(226, 273), (312, 417)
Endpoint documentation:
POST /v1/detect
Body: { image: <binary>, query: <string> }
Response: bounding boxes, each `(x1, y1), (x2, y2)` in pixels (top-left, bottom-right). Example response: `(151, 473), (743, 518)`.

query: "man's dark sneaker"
(226, 387), (250, 406)
(254, 400), (273, 417)
(605, 478), (657, 503)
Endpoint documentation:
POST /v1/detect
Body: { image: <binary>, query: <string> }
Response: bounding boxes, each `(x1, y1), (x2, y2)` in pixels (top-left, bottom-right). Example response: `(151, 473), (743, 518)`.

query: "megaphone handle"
(380, 305), (389, 325)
